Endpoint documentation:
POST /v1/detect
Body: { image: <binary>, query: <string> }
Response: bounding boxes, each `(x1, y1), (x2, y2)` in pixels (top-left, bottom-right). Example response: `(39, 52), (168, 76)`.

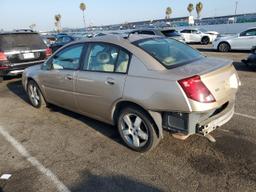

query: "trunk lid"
(171, 57), (239, 103)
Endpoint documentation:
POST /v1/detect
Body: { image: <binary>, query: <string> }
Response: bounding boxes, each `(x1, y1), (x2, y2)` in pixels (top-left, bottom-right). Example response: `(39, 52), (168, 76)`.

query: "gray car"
(22, 35), (240, 152)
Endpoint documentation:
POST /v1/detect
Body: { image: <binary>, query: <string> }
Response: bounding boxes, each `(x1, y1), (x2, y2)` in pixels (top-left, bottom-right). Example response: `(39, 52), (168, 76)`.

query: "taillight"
(0, 52), (7, 61)
(178, 75), (216, 103)
(45, 48), (52, 57)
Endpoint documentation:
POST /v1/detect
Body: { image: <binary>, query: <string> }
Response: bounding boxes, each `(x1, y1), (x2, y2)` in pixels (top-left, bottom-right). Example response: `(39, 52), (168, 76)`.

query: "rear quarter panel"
(123, 56), (191, 112)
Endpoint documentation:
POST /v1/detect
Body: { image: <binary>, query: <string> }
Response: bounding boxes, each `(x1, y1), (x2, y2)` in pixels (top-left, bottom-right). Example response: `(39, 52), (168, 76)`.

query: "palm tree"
(165, 7), (172, 20)
(196, 2), (203, 19)
(54, 14), (62, 32)
(80, 2), (86, 29)
(187, 3), (194, 16)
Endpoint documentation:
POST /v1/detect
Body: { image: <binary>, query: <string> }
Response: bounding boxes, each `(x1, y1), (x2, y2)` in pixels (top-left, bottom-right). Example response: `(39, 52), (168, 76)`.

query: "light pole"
(234, 1), (238, 24)
(235, 1), (238, 15)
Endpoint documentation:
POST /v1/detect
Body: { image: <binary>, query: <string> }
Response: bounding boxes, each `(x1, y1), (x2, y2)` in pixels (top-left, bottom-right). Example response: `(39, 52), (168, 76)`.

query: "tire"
(27, 80), (46, 109)
(0, 76), (3, 83)
(218, 42), (230, 52)
(201, 37), (210, 45)
(117, 106), (160, 152)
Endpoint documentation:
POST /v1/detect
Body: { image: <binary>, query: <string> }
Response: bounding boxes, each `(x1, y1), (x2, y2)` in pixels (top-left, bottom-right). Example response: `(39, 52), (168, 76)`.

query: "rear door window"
(0, 33), (46, 51)
(83, 43), (130, 73)
(138, 31), (155, 35)
(161, 30), (180, 37)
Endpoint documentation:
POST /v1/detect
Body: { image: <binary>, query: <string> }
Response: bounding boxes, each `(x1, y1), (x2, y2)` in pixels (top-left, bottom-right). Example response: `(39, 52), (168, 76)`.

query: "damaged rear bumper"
(163, 101), (235, 135)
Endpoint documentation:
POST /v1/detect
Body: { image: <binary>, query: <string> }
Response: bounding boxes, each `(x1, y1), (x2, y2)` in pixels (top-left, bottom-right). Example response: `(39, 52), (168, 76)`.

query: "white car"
(180, 29), (218, 44)
(213, 28), (256, 52)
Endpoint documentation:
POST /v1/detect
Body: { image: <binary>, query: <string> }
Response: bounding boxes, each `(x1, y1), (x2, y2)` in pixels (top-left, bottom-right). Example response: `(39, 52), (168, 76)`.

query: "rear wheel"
(201, 37), (210, 45)
(117, 106), (160, 152)
(27, 80), (46, 109)
(218, 42), (230, 52)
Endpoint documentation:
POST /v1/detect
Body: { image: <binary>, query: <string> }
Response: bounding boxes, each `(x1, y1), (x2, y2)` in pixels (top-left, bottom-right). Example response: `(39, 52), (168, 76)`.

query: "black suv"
(0, 31), (52, 82)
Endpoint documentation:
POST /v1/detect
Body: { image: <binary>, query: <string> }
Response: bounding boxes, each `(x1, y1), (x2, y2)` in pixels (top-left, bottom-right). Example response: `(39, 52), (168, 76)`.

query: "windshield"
(161, 30), (181, 37)
(134, 38), (203, 68)
(0, 33), (46, 51)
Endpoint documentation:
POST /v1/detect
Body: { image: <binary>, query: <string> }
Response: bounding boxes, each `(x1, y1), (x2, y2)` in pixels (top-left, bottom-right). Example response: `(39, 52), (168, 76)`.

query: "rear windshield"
(134, 38), (203, 68)
(161, 30), (180, 37)
(0, 33), (46, 51)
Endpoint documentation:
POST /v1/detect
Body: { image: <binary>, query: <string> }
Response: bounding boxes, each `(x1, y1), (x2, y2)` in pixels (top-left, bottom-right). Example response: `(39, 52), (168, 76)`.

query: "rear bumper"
(196, 102), (234, 135)
(163, 101), (235, 135)
(0, 60), (45, 76)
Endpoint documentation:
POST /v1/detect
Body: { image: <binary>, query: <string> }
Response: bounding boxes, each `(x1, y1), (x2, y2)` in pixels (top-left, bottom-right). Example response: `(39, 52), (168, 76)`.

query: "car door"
(40, 44), (84, 110)
(75, 43), (131, 122)
(232, 29), (256, 50)
(191, 30), (202, 42)
(180, 30), (191, 42)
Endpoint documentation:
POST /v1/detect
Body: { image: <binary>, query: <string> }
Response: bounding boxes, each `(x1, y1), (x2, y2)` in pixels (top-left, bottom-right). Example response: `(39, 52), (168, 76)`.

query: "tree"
(80, 2), (86, 29)
(187, 3), (194, 16)
(54, 14), (62, 32)
(165, 7), (172, 19)
(196, 2), (203, 19)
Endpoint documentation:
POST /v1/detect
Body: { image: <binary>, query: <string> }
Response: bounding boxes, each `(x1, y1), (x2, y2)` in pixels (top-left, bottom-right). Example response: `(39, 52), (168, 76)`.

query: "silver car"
(22, 35), (240, 152)
(213, 28), (256, 52)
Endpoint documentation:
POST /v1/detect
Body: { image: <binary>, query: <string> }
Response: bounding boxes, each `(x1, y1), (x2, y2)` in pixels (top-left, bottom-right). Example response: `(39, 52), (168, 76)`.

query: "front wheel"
(117, 107), (160, 152)
(218, 42), (230, 52)
(27, 80), (46, 109)
(201, 37), (210, 45)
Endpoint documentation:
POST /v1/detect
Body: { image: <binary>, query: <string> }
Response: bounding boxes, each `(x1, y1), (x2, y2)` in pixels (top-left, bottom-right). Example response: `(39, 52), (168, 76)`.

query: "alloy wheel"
(28, 83), (40, 107)
(120, 113), (149, 148)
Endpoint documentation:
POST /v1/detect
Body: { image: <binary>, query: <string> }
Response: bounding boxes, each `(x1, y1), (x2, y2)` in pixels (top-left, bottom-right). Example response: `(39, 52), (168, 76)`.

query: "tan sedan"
(22, 35), (240, 152)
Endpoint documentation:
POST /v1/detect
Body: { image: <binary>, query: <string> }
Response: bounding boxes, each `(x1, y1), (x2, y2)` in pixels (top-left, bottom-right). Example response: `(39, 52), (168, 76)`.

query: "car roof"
(0, 31), (39, 35)
(245, 27), (256, 30)
(131, 28), (176, 32)
(74, 34), (156, 44)
(66, 34), (166, 71)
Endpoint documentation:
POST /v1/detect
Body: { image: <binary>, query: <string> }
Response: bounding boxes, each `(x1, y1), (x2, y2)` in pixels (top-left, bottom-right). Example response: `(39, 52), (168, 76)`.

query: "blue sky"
(1, 0), (256, 31)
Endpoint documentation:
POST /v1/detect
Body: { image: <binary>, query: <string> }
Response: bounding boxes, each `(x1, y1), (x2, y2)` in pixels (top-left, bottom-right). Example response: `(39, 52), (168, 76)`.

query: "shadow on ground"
(6, 79), (30, 104)
(70, 170), (162, 192)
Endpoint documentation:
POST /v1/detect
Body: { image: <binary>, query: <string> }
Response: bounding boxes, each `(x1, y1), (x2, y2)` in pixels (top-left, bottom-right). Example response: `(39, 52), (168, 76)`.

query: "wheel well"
(202, 36), (210, 41)
(218, 41), (230, 49)
(113, 101), (161, 137)
(26, 78), (47, 103)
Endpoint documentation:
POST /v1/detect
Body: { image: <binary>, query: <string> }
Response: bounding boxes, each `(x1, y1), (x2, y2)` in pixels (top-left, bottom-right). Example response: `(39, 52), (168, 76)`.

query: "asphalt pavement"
(0, 45), (255, 192)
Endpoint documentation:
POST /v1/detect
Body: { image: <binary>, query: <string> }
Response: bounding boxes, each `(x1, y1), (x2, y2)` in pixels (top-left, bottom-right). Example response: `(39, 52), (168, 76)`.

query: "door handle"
(105, 78), (115, 85)
(65, 74), (73, 80)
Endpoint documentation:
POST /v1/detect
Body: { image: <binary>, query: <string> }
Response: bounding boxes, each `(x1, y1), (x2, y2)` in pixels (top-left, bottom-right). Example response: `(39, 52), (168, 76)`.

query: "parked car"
(213, 28), (256, 52)
(242, 46), (256, 68)
(129, 29), (185, 43)
(0, 31), (52, 82)
(22, 35), (240, 152)
(50, 35), (75, 53)
(41, 35), (57, 47)
(180, 28), (218, 44)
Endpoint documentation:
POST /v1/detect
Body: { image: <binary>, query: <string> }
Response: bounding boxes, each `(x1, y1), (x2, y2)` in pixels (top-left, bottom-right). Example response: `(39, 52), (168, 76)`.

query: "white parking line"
(0, 125), (71, 192)
(235, 112), (256, 120)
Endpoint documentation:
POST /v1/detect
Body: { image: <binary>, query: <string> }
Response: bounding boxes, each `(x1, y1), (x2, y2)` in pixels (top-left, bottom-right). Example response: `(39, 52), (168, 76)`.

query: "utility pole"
(234, 1), (238, 24)
(235, 1), (238, 15)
